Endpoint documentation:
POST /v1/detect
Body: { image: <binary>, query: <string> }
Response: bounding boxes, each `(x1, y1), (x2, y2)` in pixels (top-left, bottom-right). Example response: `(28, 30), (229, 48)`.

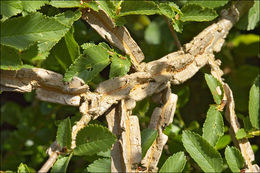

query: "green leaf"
(0, 45), (23, 70)
(164, 124), (181, 136)
(56, 117), (72, 149)
(1, 11), (81, 51)
(243, 116), (254, 132)
(215, 135), (231, 150)
(118, 1), (160, 16)
(48, 27), (80, 71)
(51, 154), (73, 173)
(202, 106), (224, 146)
(180, 4), (218, 22)
(1, 13), (65, 50)
(64, 43), (111, 83)
(109, 54), (131, 78)
(236, 0), (259, 31)
(248, 130), (260, 137)
(186, 0), (228, 9)
(249, 75), (260, 129)
(54, 10), (81, 27)
(21, 1), (49, 13)
(225, 146), (244, 172)
(98, 0), (117, 18)
(231, 34), (260, 47)
(0, 0), (49, 21)
(0, 0), (23, 21)
(17, 163), (30, 173)
(205, 73), (224, 105)
(74, 124), (116, 156)
(182, 130), (223, 172)
(159, 152), (187, 173)
(118, 1), (180, 18)
(236, 128), (247, 140)
(50, 0), (82, 8)
(141, 128), (158, 158)
(172, 19), (183, 33)
(97, 149), (111, 158)
(157, 2), (181, 19)
(86, 158), (111, 173)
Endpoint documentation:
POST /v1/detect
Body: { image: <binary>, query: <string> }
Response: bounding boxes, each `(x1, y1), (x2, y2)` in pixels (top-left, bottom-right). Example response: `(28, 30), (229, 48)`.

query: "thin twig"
(38, 141), (61, 173)
(71, 100), (92, 149)
(163, 16), (182, 50)
(38, 98), (92, 171)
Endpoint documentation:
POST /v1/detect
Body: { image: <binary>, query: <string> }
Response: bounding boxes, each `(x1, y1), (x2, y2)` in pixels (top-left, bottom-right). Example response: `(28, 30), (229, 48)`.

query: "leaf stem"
(163, 16), (182, 50)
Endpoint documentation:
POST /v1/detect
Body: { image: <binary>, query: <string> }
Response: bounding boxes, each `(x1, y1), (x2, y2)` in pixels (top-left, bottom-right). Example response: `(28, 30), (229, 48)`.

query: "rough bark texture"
(1, 1), (258, 172)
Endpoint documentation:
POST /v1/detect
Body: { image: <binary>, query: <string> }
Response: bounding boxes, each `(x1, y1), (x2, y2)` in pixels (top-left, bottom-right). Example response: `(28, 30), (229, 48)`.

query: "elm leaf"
(141, 128), (158, 158)
(180, 4), (218, 22)
(182, 130), (223, 172)
(205, 73), (224, 105)
(225, 146), (244, 172)
(74, 124), (116, 156)
(202, 106), (224, 146)
(159, 152), (187, 173)
(56, 117), (72, 149)
(249, 75), (260, 129)
(86, 158), (111, 173)
(51, 154), (73, 173)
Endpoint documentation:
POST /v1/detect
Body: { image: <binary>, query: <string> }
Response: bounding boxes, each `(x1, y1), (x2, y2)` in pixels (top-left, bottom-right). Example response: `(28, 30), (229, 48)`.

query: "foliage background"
(0, 0), (259, 172)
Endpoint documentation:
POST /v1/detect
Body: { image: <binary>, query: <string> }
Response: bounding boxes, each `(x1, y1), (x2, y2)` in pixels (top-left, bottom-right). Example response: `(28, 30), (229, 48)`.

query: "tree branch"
(38, 141), (61, 173)
(0, 68), (88, 106)
(208, 56), (259, 172)
(81, 8), (145, 71)
(141, 84), (178, 172)
(106, 100), (142, 172)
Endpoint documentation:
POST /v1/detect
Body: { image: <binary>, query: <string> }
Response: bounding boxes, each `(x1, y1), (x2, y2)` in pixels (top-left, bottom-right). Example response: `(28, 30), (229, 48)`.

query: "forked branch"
(0, 1), (256, 172)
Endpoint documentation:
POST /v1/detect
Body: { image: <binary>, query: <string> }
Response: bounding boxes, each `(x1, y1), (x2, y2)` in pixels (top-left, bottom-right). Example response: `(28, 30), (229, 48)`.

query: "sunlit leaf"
(17, 163), (31, 173)
(109, 54), (131, 78)
(50, 0), (82, 8)
(236, 0), (259, 31)
(86, 158), (111, 173)
(215, 135), (231, 150)
(249, 75), (260, 129)
(205, 74), (224, 105)
(159, 152), (187, 173)
(180, 4), (218, 22)
(203, 106), (224, 146)
(64, 43), (110, 83)
(182, 130), (223, 172)
(22, 1), (49, 13)
(0, 0), (23, 21)
(51, 154), (73, 173)
(186, 0), (228, 9)
(74, 124), (116, 156)
(236, 128), (247, 140)
(1, 10), (81, 52)
(225, 146), (244, 172)
(231, 34), (260, 47)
